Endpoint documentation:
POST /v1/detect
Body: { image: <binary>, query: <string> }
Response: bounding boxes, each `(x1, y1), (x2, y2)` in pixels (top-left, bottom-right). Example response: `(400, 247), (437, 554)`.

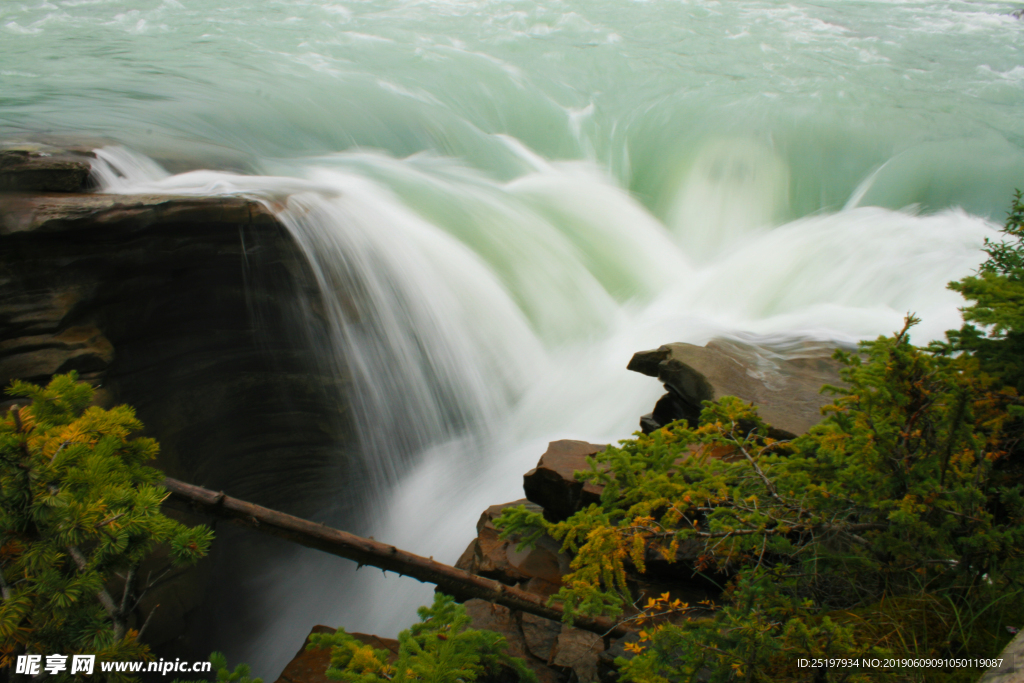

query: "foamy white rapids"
(15, 0), (1020, 675)
(93, 140), (999, 672)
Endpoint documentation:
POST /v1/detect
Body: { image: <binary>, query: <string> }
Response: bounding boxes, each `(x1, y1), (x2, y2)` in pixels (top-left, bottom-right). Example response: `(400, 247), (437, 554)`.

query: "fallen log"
(161, 477), (630, 639)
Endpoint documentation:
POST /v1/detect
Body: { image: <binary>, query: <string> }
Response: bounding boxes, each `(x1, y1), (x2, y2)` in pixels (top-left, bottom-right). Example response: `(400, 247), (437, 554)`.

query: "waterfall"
(15, 0), (1024, 676)
(91, 140), (999, 672)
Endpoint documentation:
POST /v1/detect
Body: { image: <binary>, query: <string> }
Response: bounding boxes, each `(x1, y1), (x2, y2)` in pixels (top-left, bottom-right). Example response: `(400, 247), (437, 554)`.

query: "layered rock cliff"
(0, 144), (358, 652)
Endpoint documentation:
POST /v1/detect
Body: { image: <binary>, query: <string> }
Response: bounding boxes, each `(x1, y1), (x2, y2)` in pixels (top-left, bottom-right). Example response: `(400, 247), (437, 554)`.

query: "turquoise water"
(5, 0), (1024, 676)
(4, 0), (1023, 217)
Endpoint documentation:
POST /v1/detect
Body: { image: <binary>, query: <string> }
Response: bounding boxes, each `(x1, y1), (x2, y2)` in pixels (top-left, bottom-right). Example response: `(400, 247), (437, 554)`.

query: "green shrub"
(947, 190), (1024, 391)
(308, 593), (537, 683)
(498, 319), (1024, 682)
(495, 191), (1024, 682)
(0, 373), (213, 681)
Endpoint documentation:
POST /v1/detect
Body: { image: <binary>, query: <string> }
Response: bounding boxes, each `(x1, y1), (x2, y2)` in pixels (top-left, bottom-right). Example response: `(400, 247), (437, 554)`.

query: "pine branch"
(66, 545), (126, 639)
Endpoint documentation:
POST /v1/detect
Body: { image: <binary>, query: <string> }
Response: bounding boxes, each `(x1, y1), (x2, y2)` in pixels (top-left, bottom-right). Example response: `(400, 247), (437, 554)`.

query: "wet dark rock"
(0, 143), (94, 193)
(0, 173), (358, 657)
(597, 633), (641, 683)
(523, 440), (607, 521)
(628, 339), (845, 437)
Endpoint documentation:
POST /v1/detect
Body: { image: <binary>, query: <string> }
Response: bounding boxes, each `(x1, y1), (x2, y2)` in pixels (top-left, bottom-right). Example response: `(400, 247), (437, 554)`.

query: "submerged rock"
(628, 339), (845, 437)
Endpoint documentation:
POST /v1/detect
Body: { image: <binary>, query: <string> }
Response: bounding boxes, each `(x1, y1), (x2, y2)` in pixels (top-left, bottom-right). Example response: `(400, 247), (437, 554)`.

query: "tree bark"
(161, 477), (630, 638)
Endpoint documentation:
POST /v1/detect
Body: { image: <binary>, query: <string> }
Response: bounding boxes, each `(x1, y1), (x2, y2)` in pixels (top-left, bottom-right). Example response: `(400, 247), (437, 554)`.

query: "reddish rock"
(523, 441), (608, 521)
(464, 600), (607, 683)
(274, 626), (399, 683)
(455, 501), (571, 597)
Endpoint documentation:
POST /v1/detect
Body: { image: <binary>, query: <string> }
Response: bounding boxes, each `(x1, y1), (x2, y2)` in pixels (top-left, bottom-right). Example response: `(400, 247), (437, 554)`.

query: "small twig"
(600, 603), (713, 637)
(49, 441), (71, 463)
(9, 406), (32, 465)
(137, 603), (160, 640)
(120, 565), (137, 615)
(933, 506), (984, 524)
(10, 405), (24, 433)
(96, 512), (126, 530)
(756, 534), (768, 569)
(66, 545), (124, 638)
(131, 565), (181, 612)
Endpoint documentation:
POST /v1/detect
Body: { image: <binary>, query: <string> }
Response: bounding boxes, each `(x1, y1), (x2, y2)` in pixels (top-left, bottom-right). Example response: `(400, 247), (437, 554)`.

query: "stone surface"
(978, 630), (1024, 683)
(552, 627), (604, 683)
(0, 143), (94, 193)
(273, 626), (399, 683)
(455, 500), (570, 597)
(463, 599), (604, 683)
(523, 440), (607, 521)
(465, 599), (531, 660)
(0, 181), (359, 659)
(628, 339), (845, 437)
(521, 613), (562, 663)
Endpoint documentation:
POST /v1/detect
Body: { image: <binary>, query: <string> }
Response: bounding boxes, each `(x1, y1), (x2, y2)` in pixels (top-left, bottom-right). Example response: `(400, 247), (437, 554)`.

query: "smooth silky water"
(4, 0), (1024, 676)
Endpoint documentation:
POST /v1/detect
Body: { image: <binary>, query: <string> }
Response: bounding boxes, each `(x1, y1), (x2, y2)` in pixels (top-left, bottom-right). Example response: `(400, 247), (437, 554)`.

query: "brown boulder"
(628, 339), (844, 437)
(521, 612), (562, 663)
(523, 441), (608, 521)
(455, 501), (571, 597)
(464, 599), (611, 683)
(464, 600), (563, 683)
(552, 627), (604, 683)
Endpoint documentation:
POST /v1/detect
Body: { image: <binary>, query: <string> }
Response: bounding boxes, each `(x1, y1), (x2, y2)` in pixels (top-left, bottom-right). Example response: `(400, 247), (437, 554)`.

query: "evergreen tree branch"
(66, 544), (126, 639)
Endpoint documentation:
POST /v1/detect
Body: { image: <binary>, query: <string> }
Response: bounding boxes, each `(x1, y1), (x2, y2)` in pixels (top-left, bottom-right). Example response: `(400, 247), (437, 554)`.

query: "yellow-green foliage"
(309, 594), (537, 683)
(494, 193), (1024, 682)
(497, 317), (1024, 682)
(0, 373), (213, 680)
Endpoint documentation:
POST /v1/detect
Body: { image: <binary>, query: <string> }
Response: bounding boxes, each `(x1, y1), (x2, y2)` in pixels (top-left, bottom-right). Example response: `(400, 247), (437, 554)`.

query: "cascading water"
(5, 0), (1024, 677)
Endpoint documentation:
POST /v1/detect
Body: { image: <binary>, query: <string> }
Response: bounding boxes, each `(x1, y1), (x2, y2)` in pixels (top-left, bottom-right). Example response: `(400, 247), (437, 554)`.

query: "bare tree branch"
(161, 477), (631, 638)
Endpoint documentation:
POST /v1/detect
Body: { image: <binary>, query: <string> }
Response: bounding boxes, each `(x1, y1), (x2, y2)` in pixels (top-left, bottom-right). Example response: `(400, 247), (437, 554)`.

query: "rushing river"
(4, 0), (1024, 676)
